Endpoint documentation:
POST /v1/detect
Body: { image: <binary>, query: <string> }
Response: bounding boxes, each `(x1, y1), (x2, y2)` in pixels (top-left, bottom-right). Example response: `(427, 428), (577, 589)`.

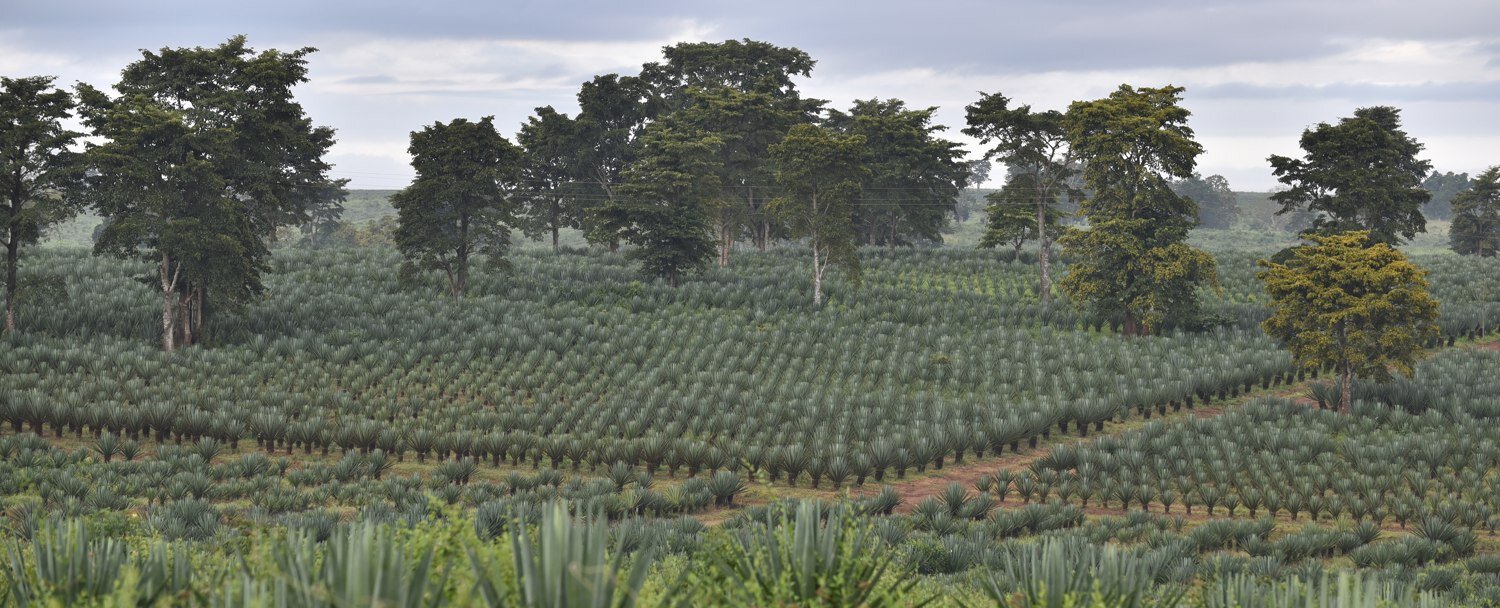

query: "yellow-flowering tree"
(1258, 231), (1440, 413)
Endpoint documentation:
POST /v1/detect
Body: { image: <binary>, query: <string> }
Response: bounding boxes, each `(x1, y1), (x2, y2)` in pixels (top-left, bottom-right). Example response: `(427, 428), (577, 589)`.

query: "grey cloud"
(1193, 81), (1500, 103)
(337, 75), (399, 85)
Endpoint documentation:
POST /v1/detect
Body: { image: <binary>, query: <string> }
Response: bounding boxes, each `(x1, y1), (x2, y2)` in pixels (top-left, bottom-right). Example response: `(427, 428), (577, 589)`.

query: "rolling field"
(3, 243), (1500, 605)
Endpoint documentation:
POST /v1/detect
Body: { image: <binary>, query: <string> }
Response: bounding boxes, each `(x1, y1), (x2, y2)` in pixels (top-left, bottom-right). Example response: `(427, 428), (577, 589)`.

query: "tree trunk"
(1122, 312), (1138, 338)
(194, 286), (205, 337)
(551, 223), (559, 253)
(160, 252), (179, 352)
(1037, 201), (1052, 303)
(1338, 363), (1353, 414)
(455, 212), (470, 298)
(4, 234), (16, 333)
(812, 239), (823, 308)
(758, 221), (769, 252)
(716, 216), (731, 268)
(178, 292), (192, 347)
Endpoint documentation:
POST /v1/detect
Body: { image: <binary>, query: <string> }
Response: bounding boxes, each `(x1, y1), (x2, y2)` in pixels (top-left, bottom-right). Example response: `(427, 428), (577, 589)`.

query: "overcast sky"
(4, 0), (1498, 190)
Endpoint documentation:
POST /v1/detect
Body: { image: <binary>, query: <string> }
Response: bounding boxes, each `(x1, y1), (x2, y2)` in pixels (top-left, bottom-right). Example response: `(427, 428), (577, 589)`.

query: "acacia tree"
(964, 92), (1079, 302)
(78, 36), (344, 351)
(768, 124), (866, 307)
(392, 117), (522, 298)
(1, 76), (80, 333)
(826, 99), (968, 246)
(1268, 106), (1432, 245)
(1059, 85), (1218, 337)
(1259, 231), (1440, 412)
(1451, 166), (1499, 257)
(609, 123), (723, 286)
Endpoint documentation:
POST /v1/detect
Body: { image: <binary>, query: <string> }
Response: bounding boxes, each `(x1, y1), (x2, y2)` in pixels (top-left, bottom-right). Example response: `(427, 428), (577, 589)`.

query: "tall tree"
(1259, 231), (1439, 412)
(1451, 166), (1500, 257)
(1170, 173), (1238, 229)
(78, 36), (344, 351)
(0, 76), (80, 333)
(768, 124), (866, 307)
(1422, 170), (1472, 220)
(964, 92), (1079, 302)
(392, 117), (522, 298)
(644, 39), (823, 259)
(516, 106), (583, 252)
(1268, 106), (1432, 245)
(1059, 85), (1218, 336)
(574, 74), (654, 252)
(609, 123), (723, 286)
(826, 99), (969, 246)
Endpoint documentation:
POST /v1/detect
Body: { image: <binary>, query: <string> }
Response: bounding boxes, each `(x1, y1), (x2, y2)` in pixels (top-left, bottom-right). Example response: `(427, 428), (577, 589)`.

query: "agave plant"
(710, 500), (925, 607)
(470, 500), (654, 608)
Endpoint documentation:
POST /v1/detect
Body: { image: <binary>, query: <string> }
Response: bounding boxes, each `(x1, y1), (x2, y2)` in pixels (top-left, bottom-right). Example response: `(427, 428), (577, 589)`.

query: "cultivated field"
(3, 238), (1500, 605)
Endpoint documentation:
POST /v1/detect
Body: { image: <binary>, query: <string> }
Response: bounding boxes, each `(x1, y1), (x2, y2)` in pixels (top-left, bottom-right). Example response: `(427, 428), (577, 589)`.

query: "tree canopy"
(0, 75), (81, 333)
(516, 106), (584, 252)
(1058, 85), (1218, 336)
(1422, 170), (1472, 221)
(646, 39), (823, 261)
(1450, 166), (1500, 257)
(77, 36), (345, 351)
(610, 123), (724, 286)
(827, 99), (968, 246)
(1170, 173), (1238, 230)
(1268, 106), (1432, 245)
(392, 116), (522, 298)
(1259, 231), (1440, 412)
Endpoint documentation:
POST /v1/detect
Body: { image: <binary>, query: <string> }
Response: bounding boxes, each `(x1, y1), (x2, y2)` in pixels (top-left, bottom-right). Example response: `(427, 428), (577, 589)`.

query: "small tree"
(1259, 231), (1440, 413)
(609, 123), (722, 287)
(978, 171), (1062, 256)
(0, 76), (80, 333)
(515, 106), (583, 252)
(768, 124), (866, 307)
(392, 116), (522, 298)
(1450, 166), (1498, 257)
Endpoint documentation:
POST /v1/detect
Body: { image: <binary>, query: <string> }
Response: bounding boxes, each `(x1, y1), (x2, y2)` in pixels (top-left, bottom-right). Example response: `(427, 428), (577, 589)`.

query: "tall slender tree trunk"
(1122, 311), (1137, 338)
(159, 251), (180, 352)
(1037, 201), (1052, 303)
(550, 197), (562, 253)
(1338, 363), (1353, 414)
(716, 216), (731, 268)
(812, 238), (823, 308)
(455, 213), (470, 298)
(1337, 323), (1352, 413)
(193, 286), (205, 338)
(178, 292), (192, 347)
(4, 234), (17, 333)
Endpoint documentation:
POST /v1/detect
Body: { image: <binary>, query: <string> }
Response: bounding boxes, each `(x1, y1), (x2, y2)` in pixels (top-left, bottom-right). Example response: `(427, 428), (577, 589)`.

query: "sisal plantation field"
(3, 240), (1500, 606)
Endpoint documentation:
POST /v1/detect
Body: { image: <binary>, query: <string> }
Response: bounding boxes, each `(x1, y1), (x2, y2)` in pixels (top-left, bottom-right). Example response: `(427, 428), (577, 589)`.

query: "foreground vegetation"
(2, 245), (1499, 605)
